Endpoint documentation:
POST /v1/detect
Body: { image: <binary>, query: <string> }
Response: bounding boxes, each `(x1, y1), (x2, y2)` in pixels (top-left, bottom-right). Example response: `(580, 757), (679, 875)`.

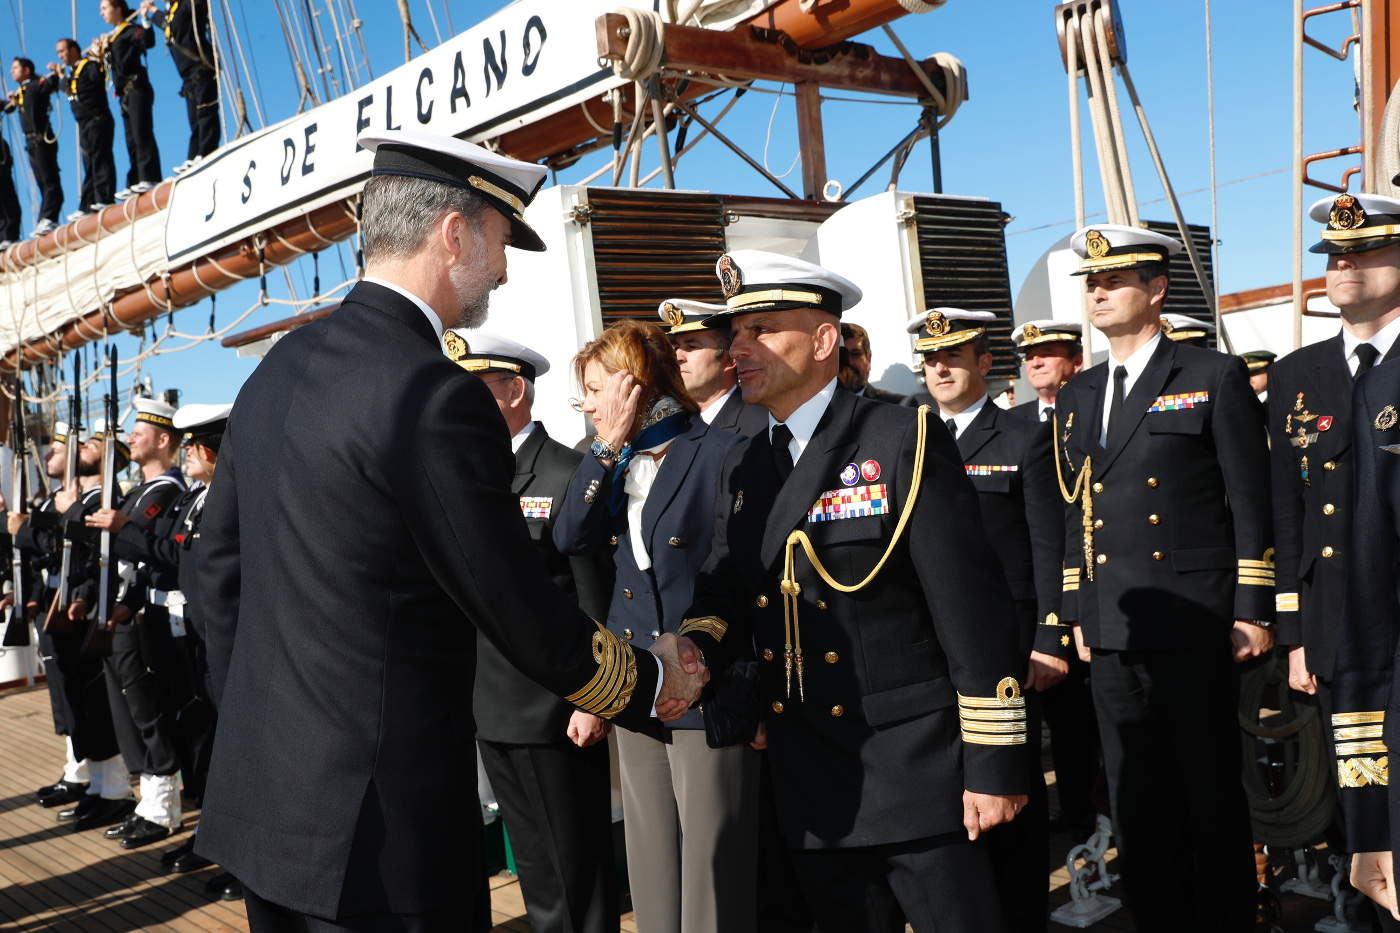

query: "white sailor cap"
(1307, 192), (1400, 254)
(357, 129), (549, 253)
(133, 397), (177, 430)
(174, 403), (232, 448)
(905, 308), (996, 353)
(1070, 224), (1182, 275)
(442, 329), (550, 381)
(702, 250), (863, 325)
(1160, 313), (1215, 341)
(86, 419), (130, 457)
(1013, 319), (1083, 351)
(52, 421), (70, 445)
(658, 298), (727, 335)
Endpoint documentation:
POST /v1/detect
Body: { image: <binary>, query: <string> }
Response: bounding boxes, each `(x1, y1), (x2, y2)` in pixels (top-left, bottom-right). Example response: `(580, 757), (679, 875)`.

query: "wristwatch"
(589, 435), (619, 461)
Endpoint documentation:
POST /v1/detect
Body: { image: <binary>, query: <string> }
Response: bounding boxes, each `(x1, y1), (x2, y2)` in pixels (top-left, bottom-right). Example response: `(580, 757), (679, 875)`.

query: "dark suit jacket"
(956, 400), (1070, 658)
(1269, 334), (1400, 681)
(862, 384), (907, 406)
(1332, 358), (1400, 857)
(473, 424), (613, 745)
(681, 389), (1027, 848)
(708, 387), (770, 439)
(1055, 338), (1273, 650)
(1011, 399), (1054, 423)
(553, 414), (742, 732)
(193, 282), (658, 919)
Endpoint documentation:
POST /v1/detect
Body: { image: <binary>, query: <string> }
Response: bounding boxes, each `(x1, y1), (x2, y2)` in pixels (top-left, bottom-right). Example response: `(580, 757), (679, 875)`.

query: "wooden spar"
(221, 303), (339, 349)
(0, 200), (359, 371)
(0, 181), (173, 274)
(751, 0), (937, 49)
(1366, 0), (1400, 174)
(794, 81), (828, 199)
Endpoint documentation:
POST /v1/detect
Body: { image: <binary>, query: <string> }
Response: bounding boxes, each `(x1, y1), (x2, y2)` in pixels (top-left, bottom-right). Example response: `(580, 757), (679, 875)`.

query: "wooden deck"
(0, 682), (1345, 931)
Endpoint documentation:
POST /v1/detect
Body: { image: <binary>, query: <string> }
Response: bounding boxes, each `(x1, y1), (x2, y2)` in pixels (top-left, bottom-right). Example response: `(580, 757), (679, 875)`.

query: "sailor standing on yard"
(138, 0), (218, 173)
(192, 129), (705, 932)
(96, 0), (161, 199)
(677, 250), (1029, 933)
(1053, 225), (1272, 932)
(2, 56), (63, 236)
(49, 38), (116, 215)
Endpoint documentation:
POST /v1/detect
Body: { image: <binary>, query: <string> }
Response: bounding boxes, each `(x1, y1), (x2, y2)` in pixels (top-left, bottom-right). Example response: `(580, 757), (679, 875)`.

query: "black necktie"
(1040, 406), (1051, 423)
(770, 424), (794, 482)
(1107, 365), (1128, 444)
(945, 418), (958, 439)
(1356, 343), (1380, 379)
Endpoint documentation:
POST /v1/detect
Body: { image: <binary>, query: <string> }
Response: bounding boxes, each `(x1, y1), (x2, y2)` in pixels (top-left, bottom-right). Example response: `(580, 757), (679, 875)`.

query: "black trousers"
(791, 832), (1005, 933)
(1091, 641), (1256, 933)
(757, 754), (813, 932)
(477, 739), (618, 933)
(181, 67), (220, 159)
(119, 80), (161, 186)
(984, 690), (1049, 933)
(77, 116), (116, 208)
(103, 610), (185, 776)
(0, 152), (22, 240)
(245, 886), (464, 933)
(25, 135), (62, 223)
(39, 619), (119, 763)
(1041, 655), (1101, 827)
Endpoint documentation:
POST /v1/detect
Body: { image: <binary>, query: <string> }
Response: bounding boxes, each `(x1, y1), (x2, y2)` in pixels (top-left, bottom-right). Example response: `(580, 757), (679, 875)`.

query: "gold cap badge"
(443, 331), (468, 360)
(1021, 323), (1042, 342)
(924, 310), (949, 337)
(661, 302), (685, 327)
(1159, 316), (1174, 335)
(1084, 229), (1110, 259)
(717, 255), (742, 299)
(1329, 194), (1367, 231)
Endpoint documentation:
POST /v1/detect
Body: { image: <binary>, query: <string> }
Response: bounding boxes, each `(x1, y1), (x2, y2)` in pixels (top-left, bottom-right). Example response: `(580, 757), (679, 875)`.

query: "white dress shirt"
(1099, 332), (1163, 446)
(940, 394), (990, 438)
(1035, 401), (1055, 423)
(1341, 314), (1400, 375)
(362, 277), (445, 342)
(623, 439), (676, 572)
(769, 378), (839, 465)
(509, 421), (536, 455)
(700, 386), (739, 425)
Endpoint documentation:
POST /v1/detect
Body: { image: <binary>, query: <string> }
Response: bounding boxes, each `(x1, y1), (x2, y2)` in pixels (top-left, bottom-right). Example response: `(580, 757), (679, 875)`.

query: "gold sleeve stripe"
(1338, 756), (1389, 788)
(678, 616), (727, 641)
(1333, 711), (1386, 726)
(961, 732), (1028, 746)
(1062, 569), (1081, 579)
(1335, 740), (1390, 757)
(957, 695), (1026, 710)
(1275, 593), (1299, 612)
(1239, 558), (1276, 569)
(958, 708), (1027, 722)
(1238, 568), (1275, 578)
(958, 718), (1027, 735)
(1335, 724), (1385, 741)
(1062, 582), (1080, 593)
(1237, 576), (1275, 587)
(564, 624), (639, 719)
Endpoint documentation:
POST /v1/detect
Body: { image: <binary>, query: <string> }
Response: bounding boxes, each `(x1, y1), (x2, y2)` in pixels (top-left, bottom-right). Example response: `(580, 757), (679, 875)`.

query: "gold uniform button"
(1147, 514), (1160, 525)
(830, 705), (844, 717)
(1093, 519), (1104, 530)
(622, 588), (633, 599)
(1095, 553), (1108, 565)
(1146, 477), (1159, 488)
(756, 595), (769, 608)
(1324, 460), (1336, 471)
(771, 701), (785, 714)
(815, 600), (829, 610)
(762, 648), (774, 661)
(623, 629), (634, 640)
(609, 535), (619, 546)
(1323, 504), (1336, 516)
(1092, 482), (1104, 494)
(668, 536), (683, 547)
(1322, 546), (1335, 558)
(824, 651), (839, 664)
(1152, 551), (1164, 561)
(650, 630), (660, 640)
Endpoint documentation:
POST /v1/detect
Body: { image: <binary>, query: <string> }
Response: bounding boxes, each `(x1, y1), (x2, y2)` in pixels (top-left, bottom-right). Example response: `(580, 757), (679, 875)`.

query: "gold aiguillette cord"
(1052, 412), (1095, 581)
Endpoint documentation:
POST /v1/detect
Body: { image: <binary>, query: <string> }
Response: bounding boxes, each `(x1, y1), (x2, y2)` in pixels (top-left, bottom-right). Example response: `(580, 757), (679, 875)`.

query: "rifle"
(43, 353), (81, 634)
(82, 348), (118, 657)
(2, 374), (30, 647)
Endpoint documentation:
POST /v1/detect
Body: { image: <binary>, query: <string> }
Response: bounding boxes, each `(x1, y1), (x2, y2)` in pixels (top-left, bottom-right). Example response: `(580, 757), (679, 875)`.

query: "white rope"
(608, 9), (665, 82)
(1204, 0), (1224, 339)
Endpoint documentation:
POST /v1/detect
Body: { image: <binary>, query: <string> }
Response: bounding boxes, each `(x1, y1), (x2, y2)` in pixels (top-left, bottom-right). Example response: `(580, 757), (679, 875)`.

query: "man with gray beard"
(193, 130), (707, 932)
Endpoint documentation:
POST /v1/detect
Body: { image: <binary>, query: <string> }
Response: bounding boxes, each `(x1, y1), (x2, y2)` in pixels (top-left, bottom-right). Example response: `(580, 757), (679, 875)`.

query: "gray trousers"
(614, 727), (759, 933)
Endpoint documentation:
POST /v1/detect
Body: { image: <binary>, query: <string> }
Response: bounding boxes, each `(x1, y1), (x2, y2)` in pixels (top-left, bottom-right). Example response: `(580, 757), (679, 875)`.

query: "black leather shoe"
(37, 780), (88, 807)
(171, 850), (213, 873)
(104, 813), (141, 839)
(73, 797), (135, 832)
(119, 817), (172, 849)
(57, 795), (98, 822)
(205, 872), (243, 901)
(160, 838), (196, 871)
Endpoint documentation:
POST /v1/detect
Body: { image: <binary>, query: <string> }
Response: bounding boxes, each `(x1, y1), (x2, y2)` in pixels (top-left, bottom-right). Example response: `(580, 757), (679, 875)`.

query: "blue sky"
(0, 0), (1365, 405)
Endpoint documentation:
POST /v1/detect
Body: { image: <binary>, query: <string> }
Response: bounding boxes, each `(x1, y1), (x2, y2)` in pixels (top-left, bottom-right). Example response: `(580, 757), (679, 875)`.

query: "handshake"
(652, 633), (709, 722)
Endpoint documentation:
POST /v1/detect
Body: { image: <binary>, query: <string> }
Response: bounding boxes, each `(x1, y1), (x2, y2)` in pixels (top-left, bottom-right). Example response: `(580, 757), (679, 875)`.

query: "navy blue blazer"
(554, 414), (743, 731)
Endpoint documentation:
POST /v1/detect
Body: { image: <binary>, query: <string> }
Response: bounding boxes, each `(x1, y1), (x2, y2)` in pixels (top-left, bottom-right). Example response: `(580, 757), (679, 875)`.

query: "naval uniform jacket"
(553, 414), (742, 732)
(1332, 358), (1400, 856)
(680, 388), (1028, 848)
(1269, 334), (1400, 681)
(954, 400), (1071, 659)
(1054, 338), (1274, 648)
(193, 282), (659, 919)
(708, 388), (770, 439)
(473, 423), (613, 745)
